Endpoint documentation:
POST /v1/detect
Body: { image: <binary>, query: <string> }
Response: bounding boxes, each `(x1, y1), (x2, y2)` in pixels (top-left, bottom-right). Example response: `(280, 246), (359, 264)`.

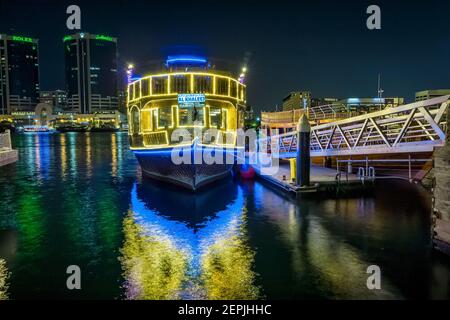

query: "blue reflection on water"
(129, 179), (244, 275)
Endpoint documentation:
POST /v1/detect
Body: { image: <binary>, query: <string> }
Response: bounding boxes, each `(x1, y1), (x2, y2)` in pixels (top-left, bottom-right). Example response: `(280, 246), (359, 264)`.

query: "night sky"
(1, 0), (449, 113)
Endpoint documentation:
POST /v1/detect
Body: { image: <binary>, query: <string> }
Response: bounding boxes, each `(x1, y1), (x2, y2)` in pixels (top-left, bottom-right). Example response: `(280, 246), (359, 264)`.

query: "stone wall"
(432, 104), (450, 255)
(0, 149), (18, 166)
(0, 130), (18, 167)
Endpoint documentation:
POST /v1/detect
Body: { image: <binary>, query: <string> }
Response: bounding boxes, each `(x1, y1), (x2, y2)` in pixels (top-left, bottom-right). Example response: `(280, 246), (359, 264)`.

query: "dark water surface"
(0, 133), (449, 299)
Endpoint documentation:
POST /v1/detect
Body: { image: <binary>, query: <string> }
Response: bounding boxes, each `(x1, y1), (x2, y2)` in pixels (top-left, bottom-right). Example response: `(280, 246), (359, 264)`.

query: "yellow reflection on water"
(120, 211), (188, 300)
(60, 134), (67, 179)
(111, 133), (117, 177)
(120, 187), (260, 300)
(86, 134), (92, 178)
(0, 258), (9, 300)
(201, 213), (260, 300)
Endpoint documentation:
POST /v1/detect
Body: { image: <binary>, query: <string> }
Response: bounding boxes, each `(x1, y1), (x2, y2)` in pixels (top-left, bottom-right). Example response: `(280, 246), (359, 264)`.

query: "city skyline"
(0, 0), (449, 113)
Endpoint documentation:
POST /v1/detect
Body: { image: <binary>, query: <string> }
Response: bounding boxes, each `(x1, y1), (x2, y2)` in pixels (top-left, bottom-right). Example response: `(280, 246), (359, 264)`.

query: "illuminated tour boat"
(127, 55), (247, 190)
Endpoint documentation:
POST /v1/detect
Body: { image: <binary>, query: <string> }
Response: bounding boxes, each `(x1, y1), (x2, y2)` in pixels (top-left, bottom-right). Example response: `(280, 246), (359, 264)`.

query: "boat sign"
(178, 94), (206, 104)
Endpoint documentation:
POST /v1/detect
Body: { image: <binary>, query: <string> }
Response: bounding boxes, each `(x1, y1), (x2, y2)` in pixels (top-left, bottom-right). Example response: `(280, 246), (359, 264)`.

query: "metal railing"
(259, 95), (449, 158)
(336, 157), (432, 182)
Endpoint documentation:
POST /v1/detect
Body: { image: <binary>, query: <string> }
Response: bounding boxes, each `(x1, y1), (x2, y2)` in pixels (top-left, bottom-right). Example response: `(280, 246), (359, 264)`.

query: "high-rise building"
(63, 32), (118, 114)
(0, 34), (40, 115)
(282, 91), (311, 111)
(39, 90), (67, 111)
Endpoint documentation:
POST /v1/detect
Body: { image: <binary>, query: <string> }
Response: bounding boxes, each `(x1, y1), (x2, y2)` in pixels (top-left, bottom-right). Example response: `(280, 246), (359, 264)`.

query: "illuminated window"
(178, 106), (204, 126)
(230, 80), (237, 98)
(209, 107), (222, 129)
(141, 78), (150, 96)
(194, 75), (212, 93)
(158, 107), (172, 128)
(134, 82), (141, 99)
(152, 76), (168, 94)
(141, 109), (155, 131)
(130, 106), (140, 134)
(216, 78), (228, 95)
(171, 75), (189, 93)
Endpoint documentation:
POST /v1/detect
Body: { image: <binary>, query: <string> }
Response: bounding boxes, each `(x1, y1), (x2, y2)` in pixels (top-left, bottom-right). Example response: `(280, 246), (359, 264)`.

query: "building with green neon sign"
(11, 35), (34, 43)
(95, 35), (114, 42)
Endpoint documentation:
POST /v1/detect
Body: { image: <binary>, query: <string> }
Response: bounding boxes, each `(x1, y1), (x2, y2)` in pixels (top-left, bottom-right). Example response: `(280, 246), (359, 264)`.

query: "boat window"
(128, 84), (133, 101)
(152, 76), (168, 95)
(216, 78), (228, 95)
(178, 106), (204, 126)
(194, 75), (212, 93)
(130, 106), (140, 134)
(158, 107), (172, 128)
(171, 75), (189, 93)
(240, 85), (246, 100)
(141, 78), (150, 96)
(230, 80), (237, 98)
(209, 107), (222, 129)
(134, 81), (140, 99)
(141, 109), (154, 131)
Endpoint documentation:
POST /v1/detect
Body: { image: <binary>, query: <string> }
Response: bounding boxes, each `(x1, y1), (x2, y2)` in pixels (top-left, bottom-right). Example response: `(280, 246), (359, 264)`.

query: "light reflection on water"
(120, 180), (260, 300)
(0, 133), (449, 299)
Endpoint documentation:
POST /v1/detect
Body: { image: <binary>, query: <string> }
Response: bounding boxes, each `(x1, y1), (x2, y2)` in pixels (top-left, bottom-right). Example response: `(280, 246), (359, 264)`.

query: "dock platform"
(250, 161), (367, 196)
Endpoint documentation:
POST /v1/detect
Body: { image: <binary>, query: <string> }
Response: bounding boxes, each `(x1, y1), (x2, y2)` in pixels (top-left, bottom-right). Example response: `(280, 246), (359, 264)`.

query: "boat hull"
(133, 145), (237, 191)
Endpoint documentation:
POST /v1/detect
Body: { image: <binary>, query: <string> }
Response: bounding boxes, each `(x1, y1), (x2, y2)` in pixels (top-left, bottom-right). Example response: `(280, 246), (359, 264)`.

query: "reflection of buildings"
(120, 180), (259, 300)
(64, 33), (118, 113)
(0, 34), (40, 115)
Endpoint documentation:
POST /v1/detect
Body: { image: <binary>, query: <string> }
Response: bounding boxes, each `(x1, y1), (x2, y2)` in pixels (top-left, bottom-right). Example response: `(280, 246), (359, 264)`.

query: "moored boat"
(56, 123), (89, 132)
(127, 55), (247, 191)
(23, 125), (54, 133)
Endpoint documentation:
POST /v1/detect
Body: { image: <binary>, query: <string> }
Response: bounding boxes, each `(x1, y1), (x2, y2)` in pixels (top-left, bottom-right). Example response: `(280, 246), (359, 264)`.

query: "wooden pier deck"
(250, 161), (366, 195)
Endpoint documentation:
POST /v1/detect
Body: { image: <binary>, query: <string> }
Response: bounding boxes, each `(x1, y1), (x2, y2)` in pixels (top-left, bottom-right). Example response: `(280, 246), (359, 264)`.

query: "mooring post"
(347, 157), (352, 174)
(296, 114), (310, 187)
(408, 154), (412, 183)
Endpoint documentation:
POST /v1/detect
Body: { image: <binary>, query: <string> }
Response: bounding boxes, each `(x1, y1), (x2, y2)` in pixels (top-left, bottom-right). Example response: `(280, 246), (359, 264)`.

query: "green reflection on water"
(15, 185), (44, 258)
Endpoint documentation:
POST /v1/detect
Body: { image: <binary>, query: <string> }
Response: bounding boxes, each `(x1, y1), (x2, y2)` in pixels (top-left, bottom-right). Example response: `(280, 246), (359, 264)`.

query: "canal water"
(0, 132), (449, 300)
